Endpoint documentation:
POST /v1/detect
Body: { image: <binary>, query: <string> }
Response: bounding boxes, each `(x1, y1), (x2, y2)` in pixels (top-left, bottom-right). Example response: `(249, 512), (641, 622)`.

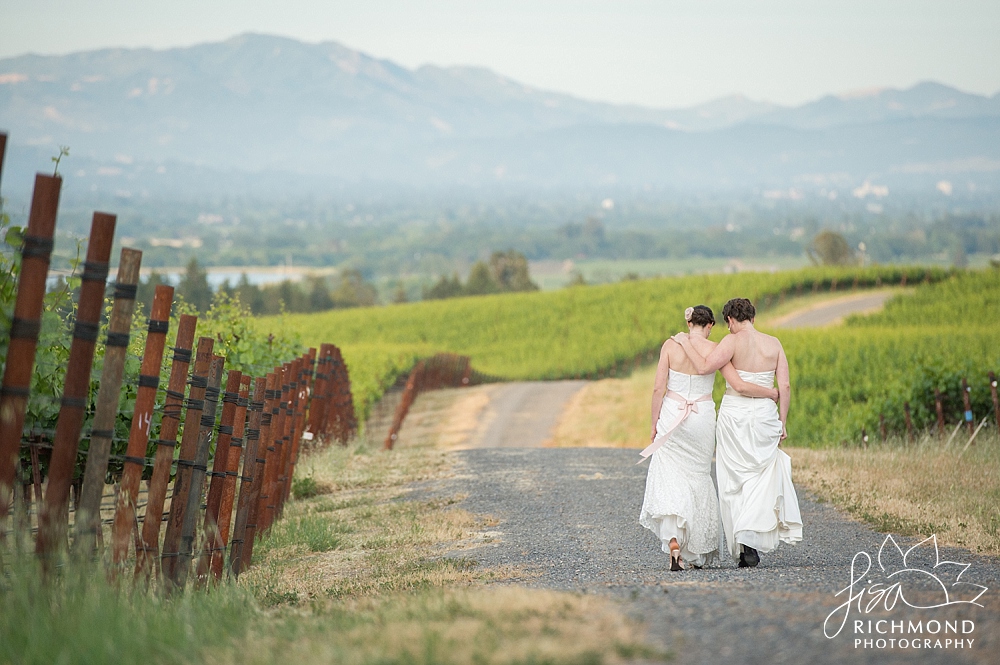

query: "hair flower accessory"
(684, 306), (694, 322)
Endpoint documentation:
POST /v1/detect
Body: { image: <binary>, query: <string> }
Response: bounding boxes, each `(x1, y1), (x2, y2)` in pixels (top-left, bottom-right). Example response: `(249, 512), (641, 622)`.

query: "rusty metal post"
(962, 378), (974, 436)
(0, 173), (61, 525)
(134, 314), (197, 580)
(990, 372), (1000, 434)
(386, 361), (422, 449)
(903, 402), (914, 443)
(229, 377), (264, 576)
(934, 388), (946, 437)
(108, 285), (173, 566)
(196, 369), (242, 584)
(76, 247), (143, 553)
(36, 213), (116, 559)
(242, 372), (279, 571)
(259, 365), (288, 535)
(174, 355), (224, 591)
(212, 374), (250, 580)
(161, 337), (214, 583)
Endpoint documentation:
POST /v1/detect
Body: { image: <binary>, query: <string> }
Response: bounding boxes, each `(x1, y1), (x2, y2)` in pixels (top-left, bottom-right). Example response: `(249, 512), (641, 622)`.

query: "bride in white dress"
(672, 297), (803, 567)
(639, 305), (778, 570)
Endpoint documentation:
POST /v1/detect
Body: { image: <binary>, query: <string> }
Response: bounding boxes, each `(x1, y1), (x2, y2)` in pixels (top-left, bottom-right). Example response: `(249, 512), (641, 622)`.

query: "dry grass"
(241, 441), (506, 605)
(393, 385), (496, 450)
(547, 366), (652, 448)
(791, 435), (1000, 555)
(233, 439), (665, 663)
(217, 587), (666, 665)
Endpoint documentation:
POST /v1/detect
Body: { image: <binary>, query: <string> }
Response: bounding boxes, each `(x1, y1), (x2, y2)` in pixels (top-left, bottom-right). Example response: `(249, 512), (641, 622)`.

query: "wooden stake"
(76, 247), (143, 554)
(212, 374), (250, 580)
(109, 284), (173, 567)
(229, 377), (265, 576)
(174, 355), (224, 591)
(0, 173), (61, 525)
(134, 314), (197, 580)
(161, 337), (214, 584)
(241, 372), (279, 572)
(197, 369), (242, 584)
(37, 212), (116, 559)
(962, 378), (974, 436)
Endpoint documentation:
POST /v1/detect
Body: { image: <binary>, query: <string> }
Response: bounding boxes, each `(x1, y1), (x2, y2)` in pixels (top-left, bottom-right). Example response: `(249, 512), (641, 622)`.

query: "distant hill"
(1, 33), (998, 196)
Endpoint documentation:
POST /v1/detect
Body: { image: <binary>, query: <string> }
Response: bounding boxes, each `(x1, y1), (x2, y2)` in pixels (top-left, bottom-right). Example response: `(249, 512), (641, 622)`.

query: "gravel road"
(771, 291), (897, 328)
(416, 447), (1000, 664)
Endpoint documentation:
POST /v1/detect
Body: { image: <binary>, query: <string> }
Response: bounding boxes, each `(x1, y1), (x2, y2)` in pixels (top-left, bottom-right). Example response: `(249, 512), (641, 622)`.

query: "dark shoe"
(739, 544), (760, 568)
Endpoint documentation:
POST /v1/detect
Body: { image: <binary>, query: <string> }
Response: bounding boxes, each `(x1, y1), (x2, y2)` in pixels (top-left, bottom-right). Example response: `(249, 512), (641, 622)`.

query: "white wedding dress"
(639, 371), (720, 567)
(716, 370), (803, 560)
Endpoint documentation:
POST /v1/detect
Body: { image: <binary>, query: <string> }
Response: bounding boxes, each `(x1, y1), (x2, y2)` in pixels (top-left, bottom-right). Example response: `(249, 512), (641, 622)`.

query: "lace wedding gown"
(716, 370), (803, 560)
(639, 371), (720, 567)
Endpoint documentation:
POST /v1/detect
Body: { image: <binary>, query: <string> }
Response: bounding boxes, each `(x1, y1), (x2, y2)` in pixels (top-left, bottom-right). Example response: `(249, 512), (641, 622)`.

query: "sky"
(1, 0), (998, 109)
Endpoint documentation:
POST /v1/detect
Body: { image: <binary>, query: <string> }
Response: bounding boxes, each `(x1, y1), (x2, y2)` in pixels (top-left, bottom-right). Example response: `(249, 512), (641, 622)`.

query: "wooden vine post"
(135, 314), (197, 580)
(0, 172), (61, 525)
(962, 378), (974, 437)
(161, 337), (214, 584)
(934, 388), (946, 437)
(76, 247), (143, 554)
(109, 285), (173, 567)
(903, 402), (914, 444)
(990, 372), (1000, 434)
(230, 376), (266, 576)
(37, 213), (116, 560)
(175, 354), (225, 591)
(212, 374), (251, 580)
(241, 372), (279, 572)
(197, 369), (242, 584)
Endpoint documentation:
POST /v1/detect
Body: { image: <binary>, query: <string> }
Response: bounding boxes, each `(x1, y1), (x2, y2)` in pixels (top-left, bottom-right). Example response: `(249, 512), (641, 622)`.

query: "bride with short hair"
(639, 305), (777, 570)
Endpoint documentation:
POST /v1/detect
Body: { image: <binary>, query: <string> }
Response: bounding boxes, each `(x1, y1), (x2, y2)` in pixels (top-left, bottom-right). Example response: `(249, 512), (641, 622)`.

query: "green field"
(269, 264), (1000, 446)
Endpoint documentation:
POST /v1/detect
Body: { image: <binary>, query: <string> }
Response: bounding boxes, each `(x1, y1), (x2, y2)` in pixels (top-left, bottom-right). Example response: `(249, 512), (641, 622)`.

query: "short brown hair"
(722, 298), (756, 322)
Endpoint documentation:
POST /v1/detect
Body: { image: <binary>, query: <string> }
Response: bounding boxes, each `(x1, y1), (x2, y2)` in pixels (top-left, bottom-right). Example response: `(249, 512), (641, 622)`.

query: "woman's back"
(665, 336), (717, 376)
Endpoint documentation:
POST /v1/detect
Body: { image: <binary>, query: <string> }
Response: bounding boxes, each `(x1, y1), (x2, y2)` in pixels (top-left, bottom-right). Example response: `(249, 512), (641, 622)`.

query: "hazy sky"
(2, 0), (998, 108)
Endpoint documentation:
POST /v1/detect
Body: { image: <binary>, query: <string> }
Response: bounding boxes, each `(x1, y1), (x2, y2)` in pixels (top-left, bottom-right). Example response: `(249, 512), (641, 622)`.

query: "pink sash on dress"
(637, 390), (713, 464)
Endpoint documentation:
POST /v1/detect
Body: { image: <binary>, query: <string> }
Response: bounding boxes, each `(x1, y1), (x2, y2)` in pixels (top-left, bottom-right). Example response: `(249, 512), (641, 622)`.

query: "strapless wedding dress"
(716, 370), (803, 560)
(639, 371), (720, 568)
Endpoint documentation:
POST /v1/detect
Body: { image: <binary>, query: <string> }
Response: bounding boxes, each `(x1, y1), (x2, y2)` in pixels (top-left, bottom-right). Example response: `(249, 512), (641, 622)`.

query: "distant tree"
(137, 271), (171, 314)
(307, 275), (335, 311)
(464, 261), (499, 295)
(391, 282), (409, 304)
(488, 250), (538, 292)
(231, 273), (265, 315)
(807, 231), (855, 266)
(566, 270), (587, 287)
(424, 273), (463, 300)
(330, 269), (378, 308)
(176, 257), (213, 312)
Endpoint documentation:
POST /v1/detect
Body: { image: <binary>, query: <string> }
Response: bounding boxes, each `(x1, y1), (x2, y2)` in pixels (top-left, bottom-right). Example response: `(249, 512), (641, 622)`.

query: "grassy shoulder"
(2, 439), (665, 665)
(789, 437), (1000, 556)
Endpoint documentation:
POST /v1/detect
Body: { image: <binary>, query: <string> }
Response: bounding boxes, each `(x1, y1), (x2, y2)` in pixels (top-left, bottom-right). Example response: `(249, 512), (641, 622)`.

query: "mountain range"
(1, 33), (999, 196)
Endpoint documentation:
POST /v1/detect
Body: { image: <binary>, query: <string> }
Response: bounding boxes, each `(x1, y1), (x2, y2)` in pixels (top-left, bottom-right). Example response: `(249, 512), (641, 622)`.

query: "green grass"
(0, 554), (255, 665)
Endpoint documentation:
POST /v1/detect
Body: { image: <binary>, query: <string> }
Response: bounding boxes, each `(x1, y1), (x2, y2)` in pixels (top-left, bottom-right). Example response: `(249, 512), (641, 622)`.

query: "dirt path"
(768, 289), (898, 328)
(395, 381), (588, 449)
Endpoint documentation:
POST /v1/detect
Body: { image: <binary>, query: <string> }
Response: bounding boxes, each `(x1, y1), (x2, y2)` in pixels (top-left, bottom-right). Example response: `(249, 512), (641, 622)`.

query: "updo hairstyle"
(684, 305), (715, 327)
(722, 297), (756, 323)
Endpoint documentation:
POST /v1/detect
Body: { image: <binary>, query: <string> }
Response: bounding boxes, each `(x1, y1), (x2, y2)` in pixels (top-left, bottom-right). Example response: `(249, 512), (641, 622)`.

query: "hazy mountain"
(1, 33), (998, 196)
